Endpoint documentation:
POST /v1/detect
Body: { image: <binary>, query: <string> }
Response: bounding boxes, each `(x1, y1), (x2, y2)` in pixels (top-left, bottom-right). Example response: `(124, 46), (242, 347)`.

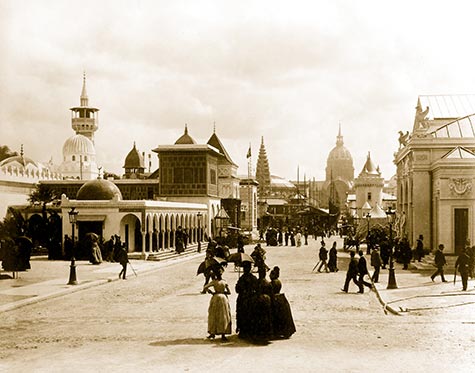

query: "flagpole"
(247, 143), (252, 232)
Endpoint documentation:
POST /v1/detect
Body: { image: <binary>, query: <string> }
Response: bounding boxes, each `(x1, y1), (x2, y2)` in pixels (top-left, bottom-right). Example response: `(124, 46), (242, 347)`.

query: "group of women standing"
(203, 258), (296, 343)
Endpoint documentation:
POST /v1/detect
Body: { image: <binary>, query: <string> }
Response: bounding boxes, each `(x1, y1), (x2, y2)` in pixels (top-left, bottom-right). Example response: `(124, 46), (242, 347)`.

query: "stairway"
(128, 243), (207, 261)
(410, 253), (457, 271)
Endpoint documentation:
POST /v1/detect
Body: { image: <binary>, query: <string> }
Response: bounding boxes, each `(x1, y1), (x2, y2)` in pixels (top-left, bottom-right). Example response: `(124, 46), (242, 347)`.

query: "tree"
(28, 184), (59, 256)
(0, 207), (26, 242)
(0, 145), (18, 162)
(28, 184), (58, 222)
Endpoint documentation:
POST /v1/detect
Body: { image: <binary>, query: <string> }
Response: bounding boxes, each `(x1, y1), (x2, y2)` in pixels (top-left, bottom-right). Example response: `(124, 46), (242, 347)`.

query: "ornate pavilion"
(395, 95), (475, 253)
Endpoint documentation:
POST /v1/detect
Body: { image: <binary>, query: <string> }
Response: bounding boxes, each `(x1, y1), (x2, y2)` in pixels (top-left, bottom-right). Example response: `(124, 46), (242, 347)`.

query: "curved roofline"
(429, 112), (475, 134)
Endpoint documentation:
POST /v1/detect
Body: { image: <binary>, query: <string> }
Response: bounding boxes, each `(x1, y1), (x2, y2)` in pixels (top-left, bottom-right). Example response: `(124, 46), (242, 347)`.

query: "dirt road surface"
(1, 238), (474, 372)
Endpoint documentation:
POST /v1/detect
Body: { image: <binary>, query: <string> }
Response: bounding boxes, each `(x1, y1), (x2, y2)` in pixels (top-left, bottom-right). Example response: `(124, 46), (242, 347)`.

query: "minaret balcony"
(72, 117), (98, 129)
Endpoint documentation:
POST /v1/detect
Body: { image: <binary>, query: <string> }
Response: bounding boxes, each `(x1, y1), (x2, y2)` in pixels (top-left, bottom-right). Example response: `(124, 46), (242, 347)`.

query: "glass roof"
(419, 95), (475, 119)
(443, 147), (475, 159)
(430, 113), (475, 138)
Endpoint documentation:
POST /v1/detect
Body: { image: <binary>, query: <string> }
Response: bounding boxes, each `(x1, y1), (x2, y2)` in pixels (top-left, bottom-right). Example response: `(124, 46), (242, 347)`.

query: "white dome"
(63, 134), (95, 157)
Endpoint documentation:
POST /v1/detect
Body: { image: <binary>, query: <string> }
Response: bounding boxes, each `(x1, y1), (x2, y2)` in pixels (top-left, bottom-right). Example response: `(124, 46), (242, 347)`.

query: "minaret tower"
(70, 73), (99, 143)
(255, 136), (271, 197)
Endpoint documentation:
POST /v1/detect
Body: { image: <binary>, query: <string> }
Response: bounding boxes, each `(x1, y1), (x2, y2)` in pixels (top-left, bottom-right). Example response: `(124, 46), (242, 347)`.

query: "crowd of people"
(66, 234), (129, 279)
(260, 226), (333, 248)
(201, 242), (296, 343)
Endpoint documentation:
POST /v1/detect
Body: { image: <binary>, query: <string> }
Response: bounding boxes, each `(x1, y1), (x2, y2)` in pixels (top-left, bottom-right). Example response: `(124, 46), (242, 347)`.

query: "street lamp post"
(366, 213), (371, 255)
(197, 212), (202, 253)
(386, 206), (397, 289)
(67, 207), (79, 285)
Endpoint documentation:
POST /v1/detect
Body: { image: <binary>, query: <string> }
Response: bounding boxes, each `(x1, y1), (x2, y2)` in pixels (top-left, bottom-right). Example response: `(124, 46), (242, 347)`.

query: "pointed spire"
(213, 121), (216, 134)
(336, 123), (343, 146)
(361, 151), (378, 175)
(256, 136), (271, 197)
(184, 123), (188, 135)
(20, 144), (24, 157)
(80, 71), (88, 107)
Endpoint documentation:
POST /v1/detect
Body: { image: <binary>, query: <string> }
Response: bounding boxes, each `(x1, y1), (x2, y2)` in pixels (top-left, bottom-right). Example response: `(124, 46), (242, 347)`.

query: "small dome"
(76, 179), (122, 200)
(175, 125), (196, 145)
(0, 155), (37, 169)
(123, 143), (144, 168)
(271, 175), (296, 189)
(63, 134), (95, 156)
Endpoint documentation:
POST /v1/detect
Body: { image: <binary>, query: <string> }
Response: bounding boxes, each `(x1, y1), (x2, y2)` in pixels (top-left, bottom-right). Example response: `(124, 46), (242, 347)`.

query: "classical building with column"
(60, 179), (207, 258)
(395, 95), (475, 254)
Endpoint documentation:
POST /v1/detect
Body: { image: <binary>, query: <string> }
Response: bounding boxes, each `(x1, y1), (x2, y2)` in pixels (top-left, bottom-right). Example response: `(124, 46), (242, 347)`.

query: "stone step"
(128, 243), (207, 261)
(410, 254), (457, 271)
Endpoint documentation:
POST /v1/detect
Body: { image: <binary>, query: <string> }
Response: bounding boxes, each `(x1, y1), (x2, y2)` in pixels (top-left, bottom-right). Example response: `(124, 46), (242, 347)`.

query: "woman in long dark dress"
(270, 266), (296, 339)
(251, 267), (273, 341)
(175, 226), (184, 254)
(235, 261), (257, 339)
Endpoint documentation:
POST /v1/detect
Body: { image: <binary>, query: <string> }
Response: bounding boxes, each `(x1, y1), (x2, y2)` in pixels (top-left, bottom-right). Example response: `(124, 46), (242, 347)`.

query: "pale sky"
(2, 0), (475, 181)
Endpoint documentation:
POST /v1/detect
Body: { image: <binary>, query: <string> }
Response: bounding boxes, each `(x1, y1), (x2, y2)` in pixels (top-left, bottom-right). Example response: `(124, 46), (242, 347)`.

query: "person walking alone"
(342, 251), (362, 293)
(431, 244), (447, 282)
(357, 250), (372, 293)
(117, 244), (128, 280)
(370, 245), (382, 283)
(317, 242), (329, 273)
(455, 247), (470, 291)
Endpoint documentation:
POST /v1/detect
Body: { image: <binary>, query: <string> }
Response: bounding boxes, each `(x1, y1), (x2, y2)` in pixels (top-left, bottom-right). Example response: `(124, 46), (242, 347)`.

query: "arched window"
(72, 155), (76, 161)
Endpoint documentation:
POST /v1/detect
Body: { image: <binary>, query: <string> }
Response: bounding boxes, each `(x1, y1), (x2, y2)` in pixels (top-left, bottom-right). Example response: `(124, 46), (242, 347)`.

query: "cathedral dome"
(123, 143), (144, 169)
(63, 134), (95, 157)
(175, 125), (196, 144)
(327, 145), (353, 162)
(76, 179), (122, 200)
(325, 126), (354, 183)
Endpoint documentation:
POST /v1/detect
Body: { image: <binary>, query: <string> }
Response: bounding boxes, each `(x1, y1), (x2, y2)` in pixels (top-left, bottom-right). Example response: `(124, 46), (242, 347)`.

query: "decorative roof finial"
(213, 121), (216, 133)
(20, 144), (24, 157)
(80, 71), (88, 106)
(184, 123), (188, 135)
(336, 123), (343, 146)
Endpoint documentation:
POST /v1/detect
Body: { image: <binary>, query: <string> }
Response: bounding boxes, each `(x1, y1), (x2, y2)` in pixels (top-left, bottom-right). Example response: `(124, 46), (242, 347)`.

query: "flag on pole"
(246, 144), (251, 159)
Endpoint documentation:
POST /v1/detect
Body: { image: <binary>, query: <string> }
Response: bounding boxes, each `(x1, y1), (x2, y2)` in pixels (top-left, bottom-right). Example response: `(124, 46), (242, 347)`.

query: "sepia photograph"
(0, 0), (474, 371)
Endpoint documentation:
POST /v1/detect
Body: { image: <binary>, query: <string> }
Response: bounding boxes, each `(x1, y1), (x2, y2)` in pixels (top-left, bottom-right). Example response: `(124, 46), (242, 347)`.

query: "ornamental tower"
(70, 73), (99, 143)
(354, 151), (384, 217)
(60, 74), (99, 180)
(255, 136), (271, 197)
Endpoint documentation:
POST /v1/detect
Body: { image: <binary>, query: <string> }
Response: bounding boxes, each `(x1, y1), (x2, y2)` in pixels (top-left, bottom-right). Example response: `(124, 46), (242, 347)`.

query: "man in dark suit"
(357, 250), (373, 293)
(342, 251), (362, 293)
(431, 244), (447, 282)
(455, 247), (470, 291)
